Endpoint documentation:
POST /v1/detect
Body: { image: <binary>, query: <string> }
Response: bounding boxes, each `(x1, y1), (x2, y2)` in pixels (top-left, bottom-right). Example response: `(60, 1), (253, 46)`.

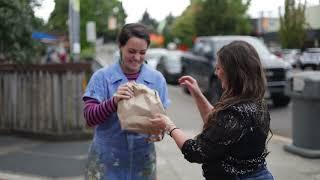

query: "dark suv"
(181, 36), (292, 107)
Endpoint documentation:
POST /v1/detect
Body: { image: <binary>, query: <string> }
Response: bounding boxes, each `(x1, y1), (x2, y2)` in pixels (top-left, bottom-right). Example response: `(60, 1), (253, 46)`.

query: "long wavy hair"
(204, 40), (267, 129)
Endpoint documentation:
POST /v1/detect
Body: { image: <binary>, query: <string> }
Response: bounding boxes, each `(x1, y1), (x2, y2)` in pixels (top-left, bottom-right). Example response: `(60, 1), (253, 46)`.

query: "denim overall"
(83, 62), (170, 180)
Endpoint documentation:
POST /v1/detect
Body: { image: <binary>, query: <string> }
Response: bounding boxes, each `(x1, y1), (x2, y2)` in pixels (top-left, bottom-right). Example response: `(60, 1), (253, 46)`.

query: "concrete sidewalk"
(0, 132), (320, 180)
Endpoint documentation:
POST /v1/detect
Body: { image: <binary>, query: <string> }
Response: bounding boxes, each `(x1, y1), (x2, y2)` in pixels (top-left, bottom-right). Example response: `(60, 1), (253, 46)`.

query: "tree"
(279, 0), (307, 49)
(0, 0), (44, 63)
(161, 13), (176, 47)
(195, 0), (251, 36)
(139, 10), (158, 33)
(170, 0), (202, 47)
(79, 0), (126, 48)
(46, 0), (126, 49)
(46, 0), (68, 33)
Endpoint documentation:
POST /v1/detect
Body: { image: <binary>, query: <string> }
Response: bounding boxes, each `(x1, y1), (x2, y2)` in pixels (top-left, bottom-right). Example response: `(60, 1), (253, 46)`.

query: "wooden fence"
(0, 63), (92, 140)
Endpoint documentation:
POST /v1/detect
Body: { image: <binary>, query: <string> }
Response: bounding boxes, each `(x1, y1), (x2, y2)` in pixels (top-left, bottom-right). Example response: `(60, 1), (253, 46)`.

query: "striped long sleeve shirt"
(83, 72), (139, 127)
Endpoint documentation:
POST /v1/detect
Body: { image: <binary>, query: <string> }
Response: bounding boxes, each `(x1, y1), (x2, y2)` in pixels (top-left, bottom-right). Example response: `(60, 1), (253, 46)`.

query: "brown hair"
(117, 23), (150, 48)
(204, 40), (267, 129)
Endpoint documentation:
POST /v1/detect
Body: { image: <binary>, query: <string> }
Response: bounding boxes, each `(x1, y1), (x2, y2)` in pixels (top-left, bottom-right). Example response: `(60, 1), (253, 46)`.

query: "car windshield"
(214, 38), (271, 58)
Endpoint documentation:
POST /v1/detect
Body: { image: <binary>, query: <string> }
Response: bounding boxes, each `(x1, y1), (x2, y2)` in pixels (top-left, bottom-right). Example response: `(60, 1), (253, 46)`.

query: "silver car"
(299, 48), (320, 70)
(282, 49), (301, 68)
(145, 48), (168, 69)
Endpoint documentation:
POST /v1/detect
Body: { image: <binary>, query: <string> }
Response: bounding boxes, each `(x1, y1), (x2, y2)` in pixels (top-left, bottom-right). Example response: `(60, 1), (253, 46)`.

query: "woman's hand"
(113, 83), (134, 104)
(179, 76), (202, 97)
(144, 114), (169, 142)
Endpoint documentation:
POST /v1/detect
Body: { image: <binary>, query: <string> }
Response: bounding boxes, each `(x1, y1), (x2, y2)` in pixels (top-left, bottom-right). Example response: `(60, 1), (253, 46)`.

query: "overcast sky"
(34, 0), (320, 23)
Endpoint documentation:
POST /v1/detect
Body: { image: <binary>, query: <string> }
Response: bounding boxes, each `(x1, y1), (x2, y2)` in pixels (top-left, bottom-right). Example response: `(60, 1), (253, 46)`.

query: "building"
(250, 4), (320, 48)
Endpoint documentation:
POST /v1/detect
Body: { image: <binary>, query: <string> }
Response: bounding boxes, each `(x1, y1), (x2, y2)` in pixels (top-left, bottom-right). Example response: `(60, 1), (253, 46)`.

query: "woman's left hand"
(179, 76), (202, 97)
(113, 82), (134, 104)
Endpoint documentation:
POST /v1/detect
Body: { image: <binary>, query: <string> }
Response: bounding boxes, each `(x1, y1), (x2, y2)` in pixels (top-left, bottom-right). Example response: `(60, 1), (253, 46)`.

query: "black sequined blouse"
(181, 100), (270, 180)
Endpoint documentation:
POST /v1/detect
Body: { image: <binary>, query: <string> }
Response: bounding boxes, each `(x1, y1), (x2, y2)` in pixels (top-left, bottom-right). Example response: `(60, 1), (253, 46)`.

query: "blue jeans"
(235, 167), (274, 180)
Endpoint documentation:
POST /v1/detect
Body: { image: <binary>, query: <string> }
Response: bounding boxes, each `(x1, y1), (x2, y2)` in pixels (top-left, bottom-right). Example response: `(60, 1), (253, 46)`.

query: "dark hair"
(204, 40), (267, 129)
(117, 23), (150, 47)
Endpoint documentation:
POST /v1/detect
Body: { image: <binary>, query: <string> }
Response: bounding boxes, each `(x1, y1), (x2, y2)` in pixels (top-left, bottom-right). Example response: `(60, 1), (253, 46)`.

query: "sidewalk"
(0, 132), (320, 180)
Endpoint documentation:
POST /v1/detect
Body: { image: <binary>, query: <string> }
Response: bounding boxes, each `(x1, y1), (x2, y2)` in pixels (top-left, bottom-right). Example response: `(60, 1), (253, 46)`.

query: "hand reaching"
(149, 114), (176, 135)
(145, 114), (168, 142)
(178, 76), (202, 97)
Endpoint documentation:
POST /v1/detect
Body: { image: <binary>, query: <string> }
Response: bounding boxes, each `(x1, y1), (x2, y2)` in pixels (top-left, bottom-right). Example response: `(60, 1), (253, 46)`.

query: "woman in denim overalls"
(83, 23), (170, 180)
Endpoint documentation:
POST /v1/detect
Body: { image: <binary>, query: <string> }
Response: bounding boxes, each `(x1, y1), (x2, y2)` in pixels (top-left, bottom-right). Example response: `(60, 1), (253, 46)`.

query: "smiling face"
(215, 58), (228, 90)
(120, 37), (148, 74)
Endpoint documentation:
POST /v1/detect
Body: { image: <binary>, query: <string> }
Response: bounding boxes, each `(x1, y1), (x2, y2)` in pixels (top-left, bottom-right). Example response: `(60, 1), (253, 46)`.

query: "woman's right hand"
(149, 114), (176, 135)
(113, 83), (134, 104)
(178, 76), (202, 97)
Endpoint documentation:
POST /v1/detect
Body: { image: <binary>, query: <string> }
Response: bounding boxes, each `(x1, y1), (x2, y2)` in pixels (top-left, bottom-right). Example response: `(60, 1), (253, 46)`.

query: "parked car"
(156, 50), (183, 84)
(145, 48), (168, 69)
(282, 49), (301, 68)
(181, 36), (292, 107)
(298, 48), (320, 70)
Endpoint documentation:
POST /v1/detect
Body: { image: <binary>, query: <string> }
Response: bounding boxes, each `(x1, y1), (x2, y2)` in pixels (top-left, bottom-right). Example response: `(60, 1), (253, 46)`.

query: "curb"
(272, 134), (292, 143)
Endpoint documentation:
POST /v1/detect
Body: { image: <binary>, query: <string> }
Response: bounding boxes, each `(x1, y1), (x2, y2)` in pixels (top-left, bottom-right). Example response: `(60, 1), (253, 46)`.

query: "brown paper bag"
(117, 82), (166, 135)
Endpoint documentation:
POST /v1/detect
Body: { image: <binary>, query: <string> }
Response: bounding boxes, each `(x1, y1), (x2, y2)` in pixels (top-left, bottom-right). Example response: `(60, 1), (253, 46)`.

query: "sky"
(34, 0), (320, 23)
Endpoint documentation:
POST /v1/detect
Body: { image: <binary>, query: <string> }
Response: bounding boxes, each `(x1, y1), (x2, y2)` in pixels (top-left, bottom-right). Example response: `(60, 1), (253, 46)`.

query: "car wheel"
(208, 79), (222, 104)
(272, 95), (290, 107)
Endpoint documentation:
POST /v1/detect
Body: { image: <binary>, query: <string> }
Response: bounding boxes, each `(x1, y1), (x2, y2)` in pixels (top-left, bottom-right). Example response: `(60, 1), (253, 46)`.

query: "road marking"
(21, 150), (87, 160)
(0, 143), (39, 156)
(0, 171), (48, 180)
(0, 171), (83, 180)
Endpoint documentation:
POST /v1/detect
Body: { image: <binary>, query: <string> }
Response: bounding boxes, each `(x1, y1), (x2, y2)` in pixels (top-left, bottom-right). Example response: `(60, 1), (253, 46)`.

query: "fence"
(0, 63), (92, 140)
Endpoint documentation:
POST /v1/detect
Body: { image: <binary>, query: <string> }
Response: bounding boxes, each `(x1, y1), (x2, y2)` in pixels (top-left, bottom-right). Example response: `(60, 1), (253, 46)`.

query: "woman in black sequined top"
(151, 41), (274, 180)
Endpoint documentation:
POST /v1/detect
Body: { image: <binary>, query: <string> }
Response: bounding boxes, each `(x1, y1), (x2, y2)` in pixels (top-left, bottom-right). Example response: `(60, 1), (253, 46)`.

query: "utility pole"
(68, 0), (80, 62)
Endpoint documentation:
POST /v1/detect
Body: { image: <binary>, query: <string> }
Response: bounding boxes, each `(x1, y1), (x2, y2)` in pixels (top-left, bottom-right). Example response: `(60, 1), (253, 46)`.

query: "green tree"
(139, 10), (158, 33)
(80, 0), (126, 48)
(46, 0), (126, 50)
(170, 0), (202, 47)
(161, 13), (176, 47)
(0, 0), (44, 63)
(195, 0), (251, 36)
(279, 0), (307, 49)
(46, 0), (68, 33)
